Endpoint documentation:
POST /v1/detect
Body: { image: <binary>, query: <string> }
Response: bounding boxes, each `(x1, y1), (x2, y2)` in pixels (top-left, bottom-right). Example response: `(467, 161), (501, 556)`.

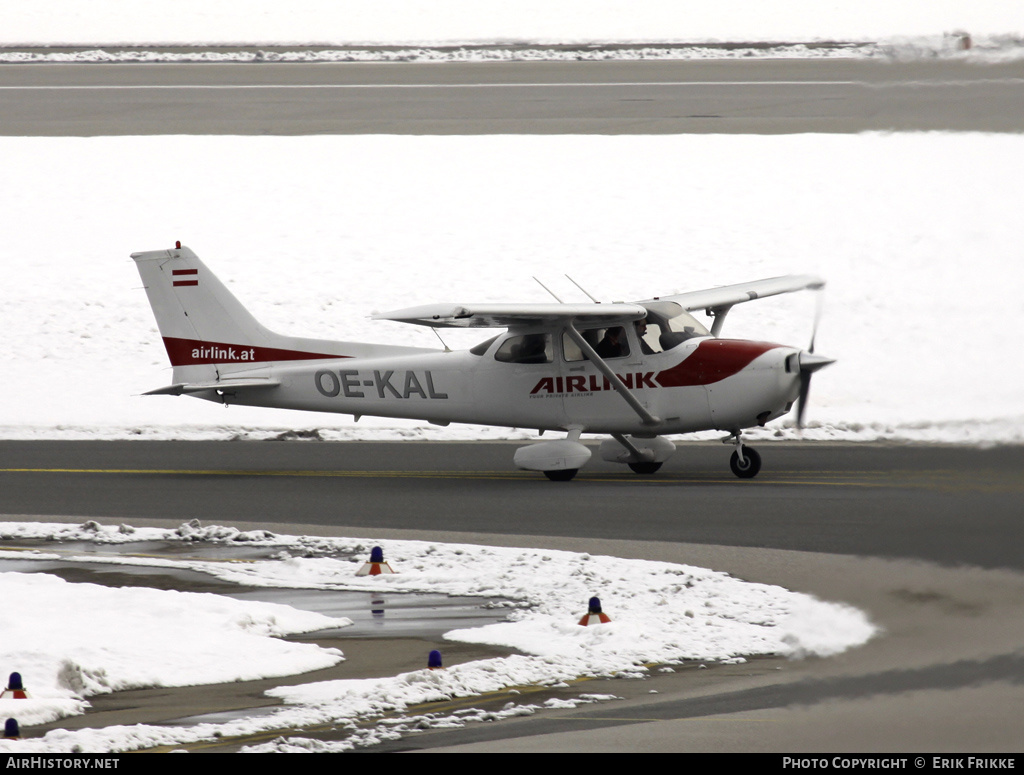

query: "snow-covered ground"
(2, 1), (1022, 63)
(0, 520), (875, 753)
(0, 133), (1021, 445)
(1, 1), (1019, 47)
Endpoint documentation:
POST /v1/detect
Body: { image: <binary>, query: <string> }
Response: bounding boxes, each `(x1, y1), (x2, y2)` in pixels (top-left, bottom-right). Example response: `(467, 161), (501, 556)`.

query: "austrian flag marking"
(172, 268), (198, 287)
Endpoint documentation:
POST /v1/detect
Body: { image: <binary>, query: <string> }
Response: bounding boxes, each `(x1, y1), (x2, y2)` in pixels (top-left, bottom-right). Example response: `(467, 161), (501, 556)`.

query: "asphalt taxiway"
(2, 441), (1022, 570)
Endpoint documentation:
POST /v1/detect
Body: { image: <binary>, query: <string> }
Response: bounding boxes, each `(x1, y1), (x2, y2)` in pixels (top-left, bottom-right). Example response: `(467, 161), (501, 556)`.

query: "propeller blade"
(796, 288), (830, 430)
(809, 286), (825, 354)
(796, 372), (811, 429)
(795, 351), (835, 429)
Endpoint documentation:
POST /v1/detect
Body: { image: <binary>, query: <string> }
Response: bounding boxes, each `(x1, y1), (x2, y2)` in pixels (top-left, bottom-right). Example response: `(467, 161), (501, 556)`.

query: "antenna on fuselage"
(565, 275), (601, 303)
(429, 326), (451, 352)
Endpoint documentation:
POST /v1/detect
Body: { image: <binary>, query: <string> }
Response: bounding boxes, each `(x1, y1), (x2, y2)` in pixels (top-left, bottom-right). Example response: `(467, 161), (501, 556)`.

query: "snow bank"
(0, 570), (349, 726)
(2, 1), (1019, 47)
(0, 520), (875, 752)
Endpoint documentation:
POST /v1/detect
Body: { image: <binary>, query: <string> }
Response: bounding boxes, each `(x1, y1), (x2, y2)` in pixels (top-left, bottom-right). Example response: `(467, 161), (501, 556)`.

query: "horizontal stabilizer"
(142, 378), (281, 396)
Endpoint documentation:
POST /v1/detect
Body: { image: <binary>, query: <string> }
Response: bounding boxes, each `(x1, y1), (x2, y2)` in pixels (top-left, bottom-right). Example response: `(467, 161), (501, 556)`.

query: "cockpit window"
(562, 327), (630, 362)
(494, 333), (553, 364)
(635, 320), (663, 354)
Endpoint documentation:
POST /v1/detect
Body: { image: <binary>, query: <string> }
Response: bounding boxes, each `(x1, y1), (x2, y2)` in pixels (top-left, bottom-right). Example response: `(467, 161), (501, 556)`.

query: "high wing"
(638, 274), (825, 337)
(374, 276), (822, 330)
(372, 302), (648, 329)
(641, 275), (824, 314)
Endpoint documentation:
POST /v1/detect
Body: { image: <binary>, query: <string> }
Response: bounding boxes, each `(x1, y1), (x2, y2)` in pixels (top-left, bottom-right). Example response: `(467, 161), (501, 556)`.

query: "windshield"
(641, 304), (710, 350)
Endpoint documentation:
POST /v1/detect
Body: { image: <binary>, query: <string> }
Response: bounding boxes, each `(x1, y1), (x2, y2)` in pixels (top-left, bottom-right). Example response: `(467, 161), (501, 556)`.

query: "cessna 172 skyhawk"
(133, 243), (834, 481)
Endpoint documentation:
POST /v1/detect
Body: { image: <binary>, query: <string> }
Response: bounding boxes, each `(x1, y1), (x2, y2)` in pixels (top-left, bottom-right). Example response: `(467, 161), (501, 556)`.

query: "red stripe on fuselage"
(162, 337), (347, 366)
(655, 339), (780, 388)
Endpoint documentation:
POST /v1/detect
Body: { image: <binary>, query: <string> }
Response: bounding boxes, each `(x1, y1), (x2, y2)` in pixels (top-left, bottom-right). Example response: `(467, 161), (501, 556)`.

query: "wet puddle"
(0, 541), (511, 638)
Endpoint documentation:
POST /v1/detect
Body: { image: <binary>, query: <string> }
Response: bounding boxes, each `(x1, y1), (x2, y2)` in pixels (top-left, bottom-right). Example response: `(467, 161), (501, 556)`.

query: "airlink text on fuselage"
(531, 373), (657, 395)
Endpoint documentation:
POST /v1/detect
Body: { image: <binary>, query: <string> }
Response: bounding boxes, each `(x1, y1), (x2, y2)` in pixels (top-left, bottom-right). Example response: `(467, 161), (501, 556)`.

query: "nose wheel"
(729, 447), (761, 479)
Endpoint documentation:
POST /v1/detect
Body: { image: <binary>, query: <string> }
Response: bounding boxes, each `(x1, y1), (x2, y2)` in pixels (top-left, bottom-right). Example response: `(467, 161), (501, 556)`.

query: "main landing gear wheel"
(544, 469), (578, 482)
(628, 462), (663, 475)
(729, 447), (762, 479)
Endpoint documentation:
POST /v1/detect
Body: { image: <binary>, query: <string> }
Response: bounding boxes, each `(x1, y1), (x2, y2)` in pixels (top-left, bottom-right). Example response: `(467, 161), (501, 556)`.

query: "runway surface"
(2, 58), (1023, 135)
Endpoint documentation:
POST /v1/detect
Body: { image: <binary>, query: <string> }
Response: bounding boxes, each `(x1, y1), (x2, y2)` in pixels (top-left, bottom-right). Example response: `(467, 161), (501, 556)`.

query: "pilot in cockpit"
(635, 318), (655, 355)
(595, 327), (625, 358)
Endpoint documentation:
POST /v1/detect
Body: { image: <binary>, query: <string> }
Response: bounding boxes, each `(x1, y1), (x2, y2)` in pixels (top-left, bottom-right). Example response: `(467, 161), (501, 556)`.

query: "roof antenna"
(533, 276), (564, 303)
(565, 274), (601, 303)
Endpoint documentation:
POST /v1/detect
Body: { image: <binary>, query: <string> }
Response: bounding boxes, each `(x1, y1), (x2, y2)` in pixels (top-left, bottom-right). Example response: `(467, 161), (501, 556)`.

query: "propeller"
(795, 289), (835, 429)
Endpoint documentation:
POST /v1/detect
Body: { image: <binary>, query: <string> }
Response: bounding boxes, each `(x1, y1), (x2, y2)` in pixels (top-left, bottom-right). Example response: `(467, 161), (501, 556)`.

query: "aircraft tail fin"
(132, 244), (351, 384)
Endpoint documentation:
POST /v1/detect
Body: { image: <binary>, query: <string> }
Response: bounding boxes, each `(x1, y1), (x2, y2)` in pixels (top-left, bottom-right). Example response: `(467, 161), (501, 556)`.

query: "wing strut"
(563, 324), (660, 426)
(708, 305), (732, 337)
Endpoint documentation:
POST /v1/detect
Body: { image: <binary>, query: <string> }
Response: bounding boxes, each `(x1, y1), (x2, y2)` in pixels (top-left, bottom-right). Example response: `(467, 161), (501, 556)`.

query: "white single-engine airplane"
(133, 243), (834, 481)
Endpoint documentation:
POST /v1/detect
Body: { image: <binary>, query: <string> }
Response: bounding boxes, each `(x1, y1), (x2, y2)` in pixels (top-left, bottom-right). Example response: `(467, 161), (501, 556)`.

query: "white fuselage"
(208, 334), (803, 436)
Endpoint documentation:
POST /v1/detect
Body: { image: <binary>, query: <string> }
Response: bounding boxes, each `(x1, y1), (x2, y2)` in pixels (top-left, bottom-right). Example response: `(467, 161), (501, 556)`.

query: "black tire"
(628, 462), (663, 475)
(544, 469), (578, 482)
(729, 447), (762, 479)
